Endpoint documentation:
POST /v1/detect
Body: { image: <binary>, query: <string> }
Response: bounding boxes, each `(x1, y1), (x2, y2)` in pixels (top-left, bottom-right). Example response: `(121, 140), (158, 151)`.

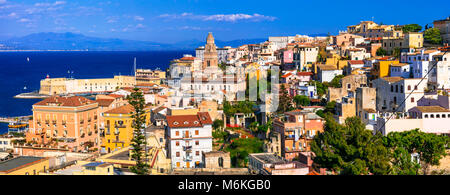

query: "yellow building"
(101, 104), (151, 153)
(167, 107), (199, 116)
(381, 32), (424, 54)
(39, 75), (136, 95)
(135, 69), (166, 85)
(371, 59), (400, 79)
(0, 156), (49, 175)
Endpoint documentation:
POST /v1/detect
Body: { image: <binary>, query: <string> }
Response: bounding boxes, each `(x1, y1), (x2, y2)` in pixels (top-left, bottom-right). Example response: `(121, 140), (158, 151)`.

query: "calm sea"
(0, 51), (193, 133)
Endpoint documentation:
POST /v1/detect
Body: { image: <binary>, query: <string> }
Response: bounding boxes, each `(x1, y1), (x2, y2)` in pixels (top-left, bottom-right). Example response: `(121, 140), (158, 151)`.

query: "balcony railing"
(183, 146), (192, 151)
(52, 120), (57, 124)
(45, 120), (49, 125)
(115, 124), (126, 128)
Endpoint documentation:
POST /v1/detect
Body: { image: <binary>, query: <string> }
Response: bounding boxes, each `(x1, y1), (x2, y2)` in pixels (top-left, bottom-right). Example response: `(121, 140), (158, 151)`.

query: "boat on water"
(8, 122), (27, 129)
(27, 57), (30, 62)
(14, 90), (50, 99)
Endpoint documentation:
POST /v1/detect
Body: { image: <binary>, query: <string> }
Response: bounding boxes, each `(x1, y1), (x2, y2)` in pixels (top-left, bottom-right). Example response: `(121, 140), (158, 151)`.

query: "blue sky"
(0, 0), (449, 43)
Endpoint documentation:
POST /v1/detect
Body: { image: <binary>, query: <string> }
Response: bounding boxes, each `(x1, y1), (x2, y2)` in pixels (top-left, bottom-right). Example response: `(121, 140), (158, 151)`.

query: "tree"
(311, 116), (391, 175)
(213, 119), (224, 131)
(402, 24), (422, 33)
(248, 121), (259, 133)
(127, 88), (150, 175)
(309, 81), (327, 98)
(384, 129), (449, 175)
(226, 138), (264, 167)
(424, 28), (442, 45)
(393, 47), (401, 59)
(293, 95), (310, 108)
(277, 84), (294, 113)
(376, 47), (387, 56)
(329, 75), (345, 88)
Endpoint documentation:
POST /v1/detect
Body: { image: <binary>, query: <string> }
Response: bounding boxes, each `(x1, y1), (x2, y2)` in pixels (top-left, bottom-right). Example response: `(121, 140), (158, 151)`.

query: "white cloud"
(158, 13), (276, 22)
(0, 0), (7, 4)
(134, 15), (144, 21)
(18, 18), (31, 23)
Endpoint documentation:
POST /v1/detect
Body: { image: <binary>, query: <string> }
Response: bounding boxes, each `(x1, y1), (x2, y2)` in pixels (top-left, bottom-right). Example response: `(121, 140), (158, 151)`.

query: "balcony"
(88, 131), (92, 136)
(45, 120), (49, 125)
(80, 120), (84, 124)
(114, 130), (120, 135)
(183, 146), (192, 151)
(183, 155), (193, 162)
(94, 116), (98, 120)
(115, 124), (126, 128)
(62, 121), (66, 125)
(52, 120), (57, 125)
(88, 118), (91, 122)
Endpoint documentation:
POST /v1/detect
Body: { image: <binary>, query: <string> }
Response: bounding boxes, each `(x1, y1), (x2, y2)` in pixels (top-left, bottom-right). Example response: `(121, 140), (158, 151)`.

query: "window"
(195, 141), (199, 145)
(430, 114), (434, 118)
(175, 131), (179, 136)
(176, 141), (179, 146)
(411, 97), (414, 103)
(408, 85), (411, 90)
(424, 114), (428, 118)
(196, 151), (200, 156)
(195, 130), (199, 135)
(176, 162), (180, 167)
(176, 152), (180, 157)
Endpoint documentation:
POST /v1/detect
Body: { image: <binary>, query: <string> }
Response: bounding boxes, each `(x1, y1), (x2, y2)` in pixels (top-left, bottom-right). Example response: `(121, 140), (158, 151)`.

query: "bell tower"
(202, 32), (218, 69)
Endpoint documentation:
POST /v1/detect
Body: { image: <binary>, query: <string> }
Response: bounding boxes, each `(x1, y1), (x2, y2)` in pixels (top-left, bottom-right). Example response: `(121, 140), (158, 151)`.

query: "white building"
(166, 112), (213, 168)
(389, 63), (410, 78)
(293, 45), (319, 71)
(377, 106), (450, 136)
(372, 77), (427, 112)
(317, 65), (343, 83)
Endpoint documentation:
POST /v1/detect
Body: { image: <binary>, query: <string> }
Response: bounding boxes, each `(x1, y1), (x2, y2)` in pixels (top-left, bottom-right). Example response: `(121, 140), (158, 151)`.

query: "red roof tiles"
(166, 112), (213, 128)
(34, 96), (97, 107)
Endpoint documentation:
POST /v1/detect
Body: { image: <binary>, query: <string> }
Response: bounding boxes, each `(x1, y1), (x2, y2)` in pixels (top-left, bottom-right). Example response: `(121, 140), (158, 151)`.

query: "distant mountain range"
(0, 32), (327, 51)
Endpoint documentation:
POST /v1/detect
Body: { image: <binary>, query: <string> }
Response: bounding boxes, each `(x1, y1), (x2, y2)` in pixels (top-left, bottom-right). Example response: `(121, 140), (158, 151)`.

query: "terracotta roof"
(96, 99), (115, 107)
(105, 104), (134, 114)
(348, 60), (364, 65)
(297, 72), (313, 76)
(415, 106), (450, 113)
(381, 77), (403, 83)
(166, 112), (213, 128)
(34, 96), (97, 107)
(281, 73), (293, 78)
(108, 94), (124, 99)
(180, 56), (195, 61)
(318, 65), (338, 71)
(152, 106), (167, 113)
(364, 108), (377, 113)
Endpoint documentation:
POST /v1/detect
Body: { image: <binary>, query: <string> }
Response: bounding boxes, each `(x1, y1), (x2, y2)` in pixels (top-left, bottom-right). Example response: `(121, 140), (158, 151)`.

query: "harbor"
(0, 115), (32, 135)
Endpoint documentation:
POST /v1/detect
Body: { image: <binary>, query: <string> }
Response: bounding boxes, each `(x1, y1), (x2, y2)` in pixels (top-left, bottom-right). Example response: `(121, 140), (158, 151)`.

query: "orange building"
(273, 110), (325, 160)
(26, 96), (100, 153)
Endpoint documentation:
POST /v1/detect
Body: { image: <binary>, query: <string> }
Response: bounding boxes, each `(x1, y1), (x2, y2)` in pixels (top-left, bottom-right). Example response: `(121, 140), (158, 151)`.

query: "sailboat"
(27, 57), (30, 62)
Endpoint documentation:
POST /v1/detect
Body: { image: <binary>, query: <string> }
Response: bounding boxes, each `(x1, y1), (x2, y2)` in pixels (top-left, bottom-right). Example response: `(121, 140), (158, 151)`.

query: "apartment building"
(372, 77), (427, 112)
(166, 112), (213, 168)
(273, 110), (325, 160)
(26, 96), (100, 152)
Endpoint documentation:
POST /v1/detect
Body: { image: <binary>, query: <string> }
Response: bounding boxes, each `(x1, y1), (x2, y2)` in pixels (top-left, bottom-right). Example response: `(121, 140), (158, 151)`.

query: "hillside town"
(1, 17), (450, 175)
